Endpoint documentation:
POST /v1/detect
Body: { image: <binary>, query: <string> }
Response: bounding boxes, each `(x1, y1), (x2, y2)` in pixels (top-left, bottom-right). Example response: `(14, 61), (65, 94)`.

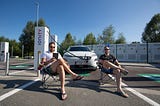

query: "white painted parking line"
(0, 78), (40, 102)
(75, 80), (160, 105)
(9, 67), (34, 75)
(122, 83), (160, 106)
(8, 70), (25, 75)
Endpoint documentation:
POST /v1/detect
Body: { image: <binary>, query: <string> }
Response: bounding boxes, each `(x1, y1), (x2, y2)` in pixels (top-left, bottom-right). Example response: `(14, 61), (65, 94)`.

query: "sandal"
(61, 92), (68, 100)
(73, 76), (84, 81)
(115, 91), (129, 98)
(121, 70), (129, 75)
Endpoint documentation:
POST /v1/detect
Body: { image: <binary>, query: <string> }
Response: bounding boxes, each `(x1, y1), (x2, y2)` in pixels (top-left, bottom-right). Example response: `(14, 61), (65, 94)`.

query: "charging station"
(34, 27), (49, 70)
(0, 42), (9, 62)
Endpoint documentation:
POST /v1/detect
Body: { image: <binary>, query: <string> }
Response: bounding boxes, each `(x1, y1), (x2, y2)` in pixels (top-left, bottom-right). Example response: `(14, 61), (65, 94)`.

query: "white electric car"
(63, 45), (98, 70)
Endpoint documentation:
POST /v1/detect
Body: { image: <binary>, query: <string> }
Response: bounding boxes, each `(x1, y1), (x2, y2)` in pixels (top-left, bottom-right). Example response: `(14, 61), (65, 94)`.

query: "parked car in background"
(63, 45), (98, 71)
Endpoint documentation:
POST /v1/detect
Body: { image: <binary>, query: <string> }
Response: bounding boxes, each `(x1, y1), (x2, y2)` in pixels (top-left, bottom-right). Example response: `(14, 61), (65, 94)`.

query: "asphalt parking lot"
(0, 59), (160, 106)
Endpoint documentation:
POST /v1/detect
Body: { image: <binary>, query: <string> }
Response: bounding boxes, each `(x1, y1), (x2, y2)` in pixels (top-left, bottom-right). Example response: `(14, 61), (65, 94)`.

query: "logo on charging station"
(38, 29), (42, 45)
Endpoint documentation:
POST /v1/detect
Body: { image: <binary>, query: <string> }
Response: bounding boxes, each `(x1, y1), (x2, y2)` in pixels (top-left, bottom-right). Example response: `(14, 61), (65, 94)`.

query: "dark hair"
(49, 42), (55, 46)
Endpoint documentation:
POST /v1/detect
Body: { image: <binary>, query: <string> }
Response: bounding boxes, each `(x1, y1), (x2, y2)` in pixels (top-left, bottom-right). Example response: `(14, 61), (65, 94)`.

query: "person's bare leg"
(56, 65), (67, 100)
(58, 59), (80, 79)
(50, 60), (73, 75)
(50, 61), (60, 73)
(50, 59), (83, 80)
(113, 69), (122, 92)
(113, 69), (129, 97)
(103, 60), (128, 74)
(57, 65), (65, 92)
(103, 60), (120, 69)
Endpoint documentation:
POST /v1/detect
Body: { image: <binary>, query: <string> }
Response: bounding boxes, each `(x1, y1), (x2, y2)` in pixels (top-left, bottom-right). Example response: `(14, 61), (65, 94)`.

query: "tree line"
(0, 13), (160, 57)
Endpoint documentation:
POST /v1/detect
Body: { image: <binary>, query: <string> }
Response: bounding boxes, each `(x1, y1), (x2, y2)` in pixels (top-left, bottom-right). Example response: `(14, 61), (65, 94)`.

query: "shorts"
(42, 65), (58, 76)
(101, 68), (114, 74)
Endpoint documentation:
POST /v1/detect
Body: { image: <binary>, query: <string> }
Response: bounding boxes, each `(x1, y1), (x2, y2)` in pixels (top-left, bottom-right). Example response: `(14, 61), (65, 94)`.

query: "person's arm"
(40, 52), (57, 66)
(104, 60), (121, 69)
(41, 57), (56, 66)
(99, 54), (105, 64)
(99, 59), (103, 65)
(114, 59), (121, 67)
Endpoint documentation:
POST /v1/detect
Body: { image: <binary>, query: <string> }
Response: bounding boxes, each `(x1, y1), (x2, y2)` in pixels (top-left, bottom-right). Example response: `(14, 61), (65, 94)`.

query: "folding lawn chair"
(98, 64), (116, 85)
(40, 66), (60, 89)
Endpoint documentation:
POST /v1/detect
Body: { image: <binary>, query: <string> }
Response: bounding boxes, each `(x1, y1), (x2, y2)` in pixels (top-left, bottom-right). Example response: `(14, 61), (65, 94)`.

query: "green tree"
(19, 21), (35, 56)
(0, 36), (9, 42)
(19, 19), (46, 57)
(115, 33), (126, 44)
(0, 36), (21, 56)
(96, 34), (103, 44)
(142, 13), (160, 43)
(98, 25), (115, 44)
(9, 40), (21, 56)
(83, 33), (97, 45)
(60, 33), (75, 55)
(35, 18), (46, 27)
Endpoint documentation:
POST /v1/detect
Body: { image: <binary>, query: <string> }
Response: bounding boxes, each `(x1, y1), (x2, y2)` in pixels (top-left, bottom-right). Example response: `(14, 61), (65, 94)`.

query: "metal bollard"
(37, 51), (41, 77)
(5, 52), (9, 76)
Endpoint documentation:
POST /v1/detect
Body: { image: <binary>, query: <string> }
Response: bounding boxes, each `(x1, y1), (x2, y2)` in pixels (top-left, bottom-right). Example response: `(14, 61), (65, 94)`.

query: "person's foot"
(61, 92), (67, 100)
(121, 69), (128, 75)
(115, 91), (129, 98)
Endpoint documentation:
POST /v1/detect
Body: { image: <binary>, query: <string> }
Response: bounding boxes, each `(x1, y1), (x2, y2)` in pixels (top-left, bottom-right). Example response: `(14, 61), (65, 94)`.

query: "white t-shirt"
(41, 51), (62, 67)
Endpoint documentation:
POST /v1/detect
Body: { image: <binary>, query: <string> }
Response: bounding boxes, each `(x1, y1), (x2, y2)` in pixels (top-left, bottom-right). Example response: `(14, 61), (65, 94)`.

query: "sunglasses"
(105, 49), (110, 50)
(50, 46), (55, 48)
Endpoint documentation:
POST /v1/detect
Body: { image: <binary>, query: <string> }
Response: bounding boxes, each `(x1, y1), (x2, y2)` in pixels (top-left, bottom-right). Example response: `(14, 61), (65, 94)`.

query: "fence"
(87, 43), (160, 63)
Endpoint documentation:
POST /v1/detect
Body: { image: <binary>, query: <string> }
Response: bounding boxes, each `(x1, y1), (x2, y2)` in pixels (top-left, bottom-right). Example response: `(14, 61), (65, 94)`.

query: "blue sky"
(0, 0), (160, 43)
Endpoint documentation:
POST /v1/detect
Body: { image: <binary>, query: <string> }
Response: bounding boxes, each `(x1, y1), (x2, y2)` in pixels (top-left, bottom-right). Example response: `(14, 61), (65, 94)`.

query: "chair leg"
(108, 74), (116, 82)
(42, 73), (50, 89)
(99, 71), (105, 85)
(99, 69), (116, 85)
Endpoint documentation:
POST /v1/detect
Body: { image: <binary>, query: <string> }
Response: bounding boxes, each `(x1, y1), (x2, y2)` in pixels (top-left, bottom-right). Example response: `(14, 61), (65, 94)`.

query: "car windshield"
(69, 47), (90, 51)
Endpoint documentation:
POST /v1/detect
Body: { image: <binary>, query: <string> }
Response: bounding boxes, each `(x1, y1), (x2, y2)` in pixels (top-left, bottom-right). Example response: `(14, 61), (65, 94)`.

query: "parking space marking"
(133, 88), (160, 96)
(122, 82), (160, 106)
(0, 70), (160, 105)
(0, 78), (40, 102)
(72, 80), (160, 106)
(138, 74), (160, 82)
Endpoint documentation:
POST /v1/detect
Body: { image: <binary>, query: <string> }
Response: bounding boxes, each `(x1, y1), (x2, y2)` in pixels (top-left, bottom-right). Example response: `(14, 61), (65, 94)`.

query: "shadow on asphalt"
(8, 74), (37, 77)
(24, 81), (61, 100)
(65, 79), (117, 95)
(0, 79), (35, 89)
(2, 78), (160, 100)
(122, 76), (153, 81)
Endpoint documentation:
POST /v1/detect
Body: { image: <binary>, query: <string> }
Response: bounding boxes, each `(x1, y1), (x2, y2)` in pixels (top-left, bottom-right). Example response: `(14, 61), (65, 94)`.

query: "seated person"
(99, 46), (129, 98)
(39, 42), (84, 100)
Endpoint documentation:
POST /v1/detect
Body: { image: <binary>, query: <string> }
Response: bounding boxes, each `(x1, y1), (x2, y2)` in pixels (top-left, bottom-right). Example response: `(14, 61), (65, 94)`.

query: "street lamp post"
(35, 1), (40, 76)
(35, 2), (39, 27)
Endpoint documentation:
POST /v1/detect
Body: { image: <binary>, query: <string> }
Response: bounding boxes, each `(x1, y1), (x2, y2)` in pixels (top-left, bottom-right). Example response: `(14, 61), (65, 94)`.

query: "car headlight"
(92, 54), (97, 57)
